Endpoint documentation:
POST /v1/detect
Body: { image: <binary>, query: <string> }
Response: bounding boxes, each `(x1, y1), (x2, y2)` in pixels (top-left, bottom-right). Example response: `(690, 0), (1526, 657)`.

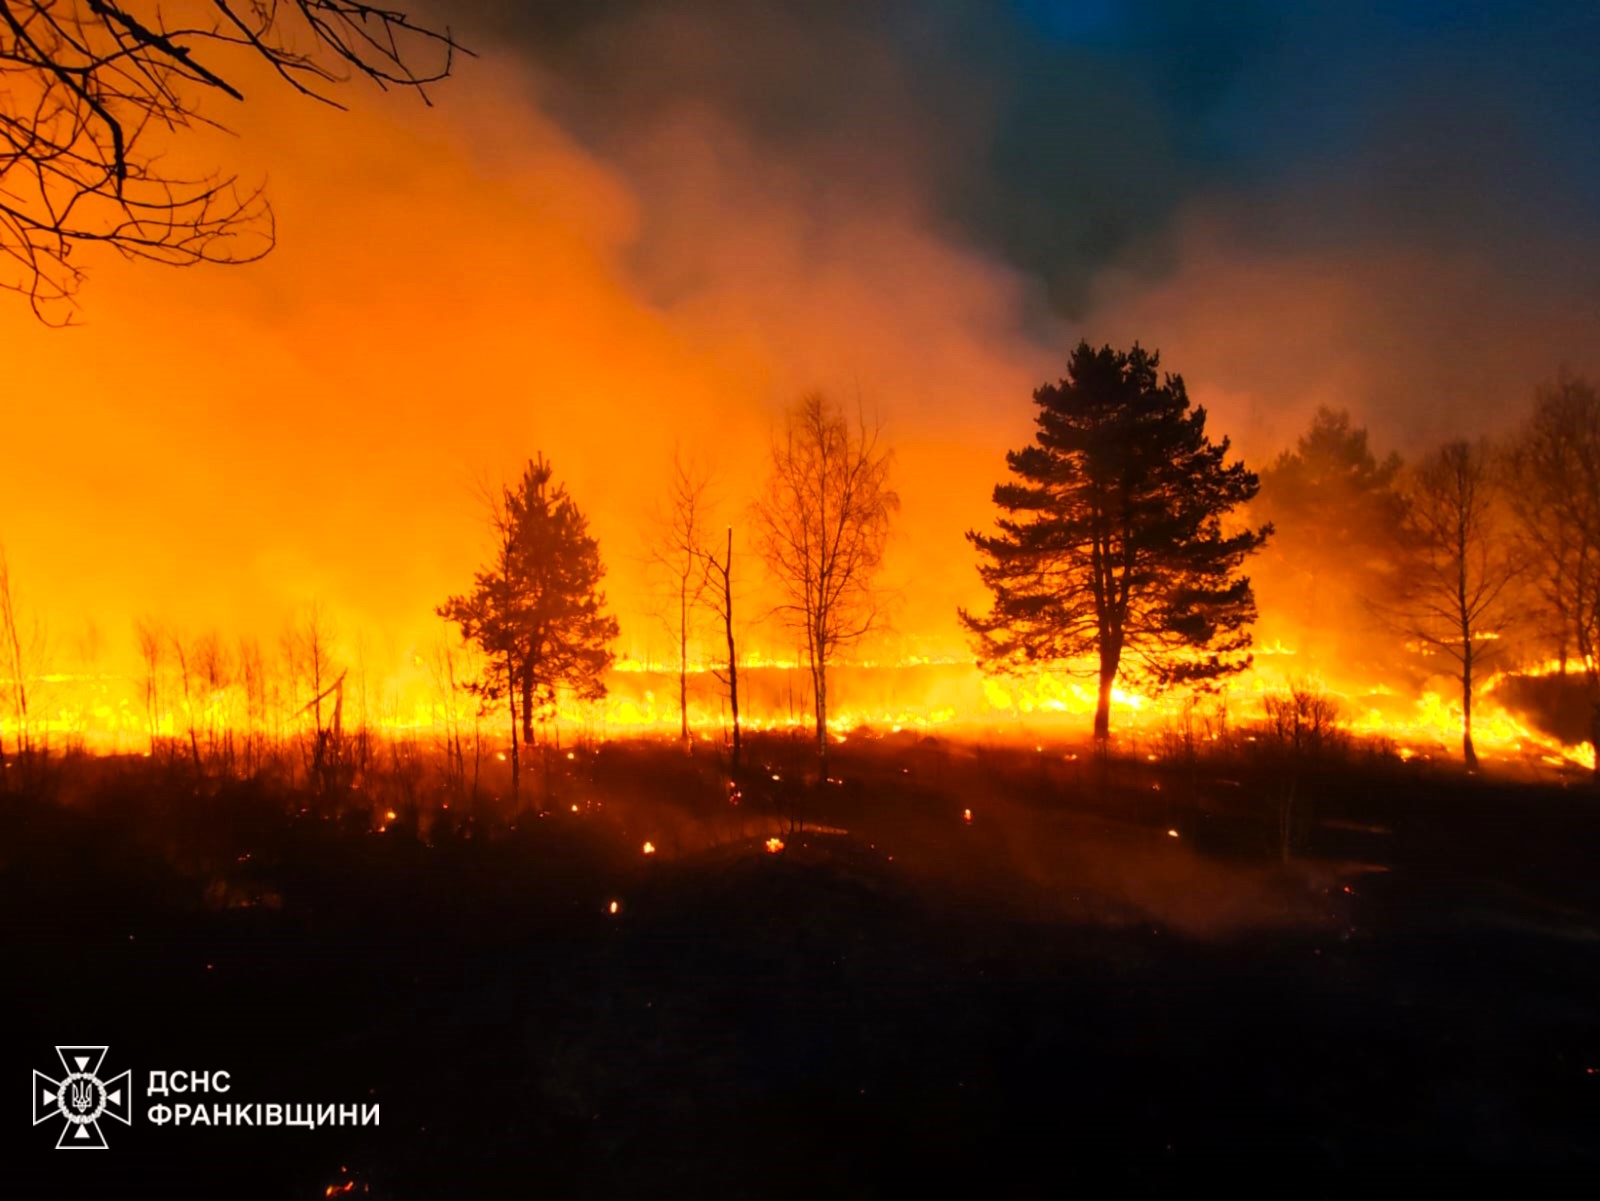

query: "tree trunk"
(1589, 699), (1600, 779)
(1093, 655), (1116, 745)
(1462, 644), (1478, 771)
(521, 667), (535, 746)
(679, 588), (690, 751)
(724, 530), (741, 770)
(813, 659), (828, 767)
(506, 652), (520, 803)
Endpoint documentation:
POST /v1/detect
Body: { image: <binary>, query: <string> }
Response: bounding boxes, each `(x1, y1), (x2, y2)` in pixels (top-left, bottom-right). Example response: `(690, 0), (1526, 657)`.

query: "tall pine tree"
(439, 455), (618, 799)
(961, 342), (1271, 742)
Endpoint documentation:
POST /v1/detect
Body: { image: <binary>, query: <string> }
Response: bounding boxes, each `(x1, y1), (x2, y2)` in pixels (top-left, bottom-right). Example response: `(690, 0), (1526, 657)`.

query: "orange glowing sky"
(4, 23), (1598, 689)
(0, 53), (1055, 678)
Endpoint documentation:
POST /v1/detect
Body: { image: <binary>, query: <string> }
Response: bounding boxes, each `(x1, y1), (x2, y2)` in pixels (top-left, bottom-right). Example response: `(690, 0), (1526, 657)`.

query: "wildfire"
(765, 837), (785, 854)
(3, 648), (1593, 771)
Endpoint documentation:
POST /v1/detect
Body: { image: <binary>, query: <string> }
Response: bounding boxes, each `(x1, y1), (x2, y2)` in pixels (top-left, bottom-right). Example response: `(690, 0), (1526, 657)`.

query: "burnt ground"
(3, 735), (1599, 1198)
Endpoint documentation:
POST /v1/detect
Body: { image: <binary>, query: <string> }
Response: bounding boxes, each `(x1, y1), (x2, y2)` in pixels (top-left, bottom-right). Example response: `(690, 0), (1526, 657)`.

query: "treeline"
(3, 344), (1598, 800)
(1253, 375), (1600, 769)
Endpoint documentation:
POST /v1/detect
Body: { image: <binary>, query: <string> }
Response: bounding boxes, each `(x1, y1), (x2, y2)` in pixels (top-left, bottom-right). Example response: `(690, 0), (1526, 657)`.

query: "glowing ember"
(963, 808), (972, 823)
(642, 841), (656, 855)
(1167, 829), (1179, 838)
(384, 810), (397, 822)
(765, 837), (785, 854)
(608, 900), (619, 915)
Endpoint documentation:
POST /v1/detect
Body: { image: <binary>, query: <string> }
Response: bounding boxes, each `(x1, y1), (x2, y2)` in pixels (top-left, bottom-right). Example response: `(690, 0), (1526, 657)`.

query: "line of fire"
(2, 373), (1595, 791)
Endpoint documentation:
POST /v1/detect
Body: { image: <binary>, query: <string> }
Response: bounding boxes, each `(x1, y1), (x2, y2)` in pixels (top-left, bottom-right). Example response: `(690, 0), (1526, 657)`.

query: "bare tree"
(0, 543), (29, 779)
(0, 543), (46, 780)
(193, 630), (231, 772)
(236, 633), (265, 775)
(753, 392), (898, 759)
(135, 614), (165, 759)
(1261, 683), (1346, 861)
(427, 627), (482, 805)
(169, 629), (203, 774)
(282, 601), (343, 793)
(0, 0), (464, 319)
(702, 523), (742, 770)
(646, 448), (714, 750)
(1502, 373), (1600, 683)
(1394, 440), (1521, 770)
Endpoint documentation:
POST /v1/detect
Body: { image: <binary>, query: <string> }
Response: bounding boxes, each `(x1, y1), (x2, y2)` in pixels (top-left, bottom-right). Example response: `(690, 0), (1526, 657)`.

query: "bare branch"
(0, 0), (468, 319)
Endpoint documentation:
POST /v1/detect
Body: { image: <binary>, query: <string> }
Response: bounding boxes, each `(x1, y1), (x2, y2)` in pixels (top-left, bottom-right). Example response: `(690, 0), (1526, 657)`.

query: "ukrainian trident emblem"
(33, 1046), (132, 1149)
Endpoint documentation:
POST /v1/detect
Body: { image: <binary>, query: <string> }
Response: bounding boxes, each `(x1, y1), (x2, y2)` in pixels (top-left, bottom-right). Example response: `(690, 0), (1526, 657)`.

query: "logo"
(33, 1046), (131, 1149)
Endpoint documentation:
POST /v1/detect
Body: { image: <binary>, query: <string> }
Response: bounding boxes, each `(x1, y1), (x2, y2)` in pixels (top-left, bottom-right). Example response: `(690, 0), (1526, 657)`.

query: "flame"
(765, 837), (785, 854)
(2, 644), (1592, 770)
(642, 841), (656, 855)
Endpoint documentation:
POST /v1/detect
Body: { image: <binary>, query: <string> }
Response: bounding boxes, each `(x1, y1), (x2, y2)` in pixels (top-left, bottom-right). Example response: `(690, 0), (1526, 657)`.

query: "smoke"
(2, 0), (1598, 696)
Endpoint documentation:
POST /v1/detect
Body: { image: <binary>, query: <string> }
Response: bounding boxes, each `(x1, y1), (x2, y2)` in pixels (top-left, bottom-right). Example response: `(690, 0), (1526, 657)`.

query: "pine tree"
(1254, 407), (1409, 666)
(961, 341), (1271, 743)
(438, 455), (618, 799)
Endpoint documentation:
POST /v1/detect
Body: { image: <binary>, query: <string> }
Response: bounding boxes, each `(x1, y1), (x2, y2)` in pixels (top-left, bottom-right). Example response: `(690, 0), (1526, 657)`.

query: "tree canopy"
(438, 456), (617, 796)
(961, 341), (1270, 741)
(1254, 407), (1409, 655)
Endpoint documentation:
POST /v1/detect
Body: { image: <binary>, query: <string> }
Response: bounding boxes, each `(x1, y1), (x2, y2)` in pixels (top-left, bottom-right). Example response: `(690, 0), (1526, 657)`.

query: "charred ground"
(4, 735), (1599, 1198)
